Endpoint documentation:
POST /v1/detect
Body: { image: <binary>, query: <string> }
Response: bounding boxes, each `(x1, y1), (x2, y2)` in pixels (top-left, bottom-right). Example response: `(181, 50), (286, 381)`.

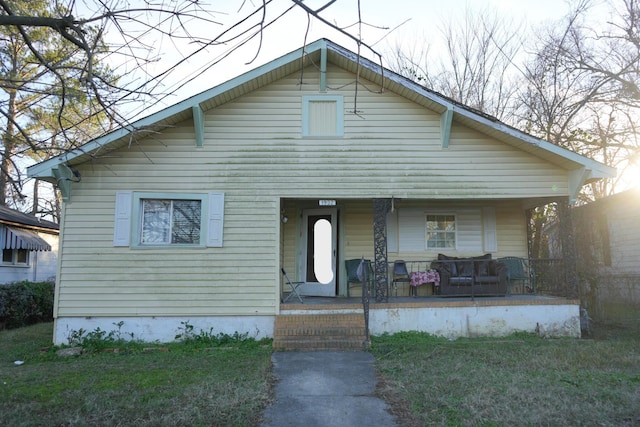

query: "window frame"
(395, 207), (494, 253)
(302, 95), (344, 137)
(425, 213), (457, 250)
(132, 192), (208, 248)
(2, 248), (30, 266)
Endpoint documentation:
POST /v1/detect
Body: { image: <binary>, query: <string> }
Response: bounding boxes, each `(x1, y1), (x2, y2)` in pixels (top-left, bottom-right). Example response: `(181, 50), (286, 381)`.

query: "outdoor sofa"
(431, 253), (508, 297)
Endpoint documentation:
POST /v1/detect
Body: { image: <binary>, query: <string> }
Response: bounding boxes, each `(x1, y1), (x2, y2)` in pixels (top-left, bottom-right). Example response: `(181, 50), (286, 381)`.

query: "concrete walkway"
(260, 351), (397, 427)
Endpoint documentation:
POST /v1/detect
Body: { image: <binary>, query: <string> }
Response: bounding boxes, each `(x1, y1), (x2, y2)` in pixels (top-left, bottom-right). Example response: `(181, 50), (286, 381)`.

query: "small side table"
(409, 270), (441, 296)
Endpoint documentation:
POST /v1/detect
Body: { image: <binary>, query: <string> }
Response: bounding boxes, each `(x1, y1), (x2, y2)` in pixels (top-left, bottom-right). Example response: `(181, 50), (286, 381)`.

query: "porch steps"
(273, 313), (367, 351)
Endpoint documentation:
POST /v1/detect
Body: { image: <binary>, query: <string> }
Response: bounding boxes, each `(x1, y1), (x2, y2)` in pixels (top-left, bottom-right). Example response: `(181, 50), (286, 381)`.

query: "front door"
(299, 208), (337, 297)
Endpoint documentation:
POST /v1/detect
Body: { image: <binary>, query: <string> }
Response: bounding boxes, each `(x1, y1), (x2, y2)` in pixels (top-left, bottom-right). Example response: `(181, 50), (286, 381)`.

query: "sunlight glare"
(620, 162), (640, 190)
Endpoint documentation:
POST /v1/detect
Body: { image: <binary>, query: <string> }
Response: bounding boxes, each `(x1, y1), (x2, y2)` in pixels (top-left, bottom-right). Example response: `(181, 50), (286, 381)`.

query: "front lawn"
(371, 325), (640, 426)
(0, 323), (273, 427)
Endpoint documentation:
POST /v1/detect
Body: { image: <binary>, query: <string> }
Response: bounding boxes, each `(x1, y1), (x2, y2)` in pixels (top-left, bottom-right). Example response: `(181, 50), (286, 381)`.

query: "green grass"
(2, 321), (639, 427)
(0, 323), (273, 427)
(371, 326), (640, 427)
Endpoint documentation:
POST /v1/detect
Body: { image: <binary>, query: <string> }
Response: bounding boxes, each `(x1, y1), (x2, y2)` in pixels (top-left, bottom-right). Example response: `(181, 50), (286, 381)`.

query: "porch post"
(373, 199), (391, 302)
(556, 198), (579, 299)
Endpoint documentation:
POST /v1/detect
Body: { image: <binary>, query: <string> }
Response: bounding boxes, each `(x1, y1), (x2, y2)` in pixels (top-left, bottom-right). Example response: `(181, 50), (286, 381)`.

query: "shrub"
(174, 321), (254, 347)
(0, 280), (54, 329)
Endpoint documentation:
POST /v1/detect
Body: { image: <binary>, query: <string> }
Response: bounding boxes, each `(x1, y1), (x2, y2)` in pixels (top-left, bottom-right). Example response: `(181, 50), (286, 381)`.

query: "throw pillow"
(474, 254), (492, 276)
(457, 260), (473, 277)
(437, 253), (458, 276)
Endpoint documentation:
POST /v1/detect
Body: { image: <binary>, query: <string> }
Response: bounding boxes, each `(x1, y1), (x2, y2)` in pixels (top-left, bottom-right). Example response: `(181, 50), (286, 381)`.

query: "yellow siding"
(494, 201), (529, 258)
(280, 200), (300, 290)
(56, 64), (565, 317)
(202, 65), (568, 199)
(342, 201), (375, 261)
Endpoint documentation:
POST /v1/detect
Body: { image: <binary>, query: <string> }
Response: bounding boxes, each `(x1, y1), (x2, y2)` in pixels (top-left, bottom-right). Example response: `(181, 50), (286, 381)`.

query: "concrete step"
(273, 313), (367, 351)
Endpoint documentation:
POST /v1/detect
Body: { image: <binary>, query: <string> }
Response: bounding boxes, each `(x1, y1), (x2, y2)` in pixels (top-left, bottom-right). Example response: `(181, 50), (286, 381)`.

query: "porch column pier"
(556, 198), (579, 299)
(373, 199), (391, 302)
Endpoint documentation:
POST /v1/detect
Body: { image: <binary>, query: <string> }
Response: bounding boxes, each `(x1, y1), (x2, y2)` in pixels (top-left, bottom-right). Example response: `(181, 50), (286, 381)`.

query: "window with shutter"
(113, 191), (224, 248)
(398, 208), (490, 252)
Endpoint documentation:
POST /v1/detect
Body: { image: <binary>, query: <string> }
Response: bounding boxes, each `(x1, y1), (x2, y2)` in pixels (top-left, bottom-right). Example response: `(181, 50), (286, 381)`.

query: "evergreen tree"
(0, 0), (115, 212)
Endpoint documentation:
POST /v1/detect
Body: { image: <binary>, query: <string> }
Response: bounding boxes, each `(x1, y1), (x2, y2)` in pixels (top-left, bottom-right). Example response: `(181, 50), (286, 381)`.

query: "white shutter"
(113, 191), (132, 246)
(207, 192), (225, 247)
(456, 209), (483, 251)
(483, 207), (498, 252)
(398, 208), (426, 252)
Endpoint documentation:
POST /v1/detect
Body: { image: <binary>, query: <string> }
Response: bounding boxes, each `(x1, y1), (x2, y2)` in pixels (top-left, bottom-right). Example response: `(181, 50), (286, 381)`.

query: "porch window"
(141, 199), (202, 245)
(2, 249), (29, 265)
(396, 208), (493, 253)
(425, 214), (456, 249)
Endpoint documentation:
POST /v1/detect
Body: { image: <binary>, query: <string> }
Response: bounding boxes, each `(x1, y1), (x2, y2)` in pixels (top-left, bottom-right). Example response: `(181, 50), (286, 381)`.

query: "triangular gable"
(28, 38), (615, 202)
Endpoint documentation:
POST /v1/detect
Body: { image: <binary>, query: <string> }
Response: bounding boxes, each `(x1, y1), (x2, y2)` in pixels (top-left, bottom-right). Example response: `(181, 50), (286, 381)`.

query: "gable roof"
(28, 38), (615, 196)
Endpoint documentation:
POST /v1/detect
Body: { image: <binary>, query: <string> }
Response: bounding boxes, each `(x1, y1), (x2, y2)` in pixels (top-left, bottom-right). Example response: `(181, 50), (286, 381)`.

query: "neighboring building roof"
(0, 205), (59, 231)
(576, 187), (640, 212)
(27, 38), (615, 200)
(0, 205), (58, 252)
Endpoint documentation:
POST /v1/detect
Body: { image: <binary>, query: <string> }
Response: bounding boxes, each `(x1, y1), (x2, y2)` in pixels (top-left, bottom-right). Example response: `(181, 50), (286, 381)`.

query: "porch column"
(373, 199), (391, 302)
(556, 198), (579, 299)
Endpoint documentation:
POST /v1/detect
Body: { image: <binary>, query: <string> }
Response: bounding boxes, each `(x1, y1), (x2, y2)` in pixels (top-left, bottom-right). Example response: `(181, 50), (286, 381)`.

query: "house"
(27, 39), (615, 345)
(1, 205), (59, 284)
(571, 188), (640, 323)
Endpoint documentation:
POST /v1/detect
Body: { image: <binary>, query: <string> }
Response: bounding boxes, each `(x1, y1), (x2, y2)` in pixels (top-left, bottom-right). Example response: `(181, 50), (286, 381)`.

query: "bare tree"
(514, 0), (640, 257)
(385, 1), (640, 260)
(0, 0), (398, 223)
(518, 0), (640, 200)
(388, 1), (639, 199)
(387, 6), (523, 121)
(1, 0), (385, 213)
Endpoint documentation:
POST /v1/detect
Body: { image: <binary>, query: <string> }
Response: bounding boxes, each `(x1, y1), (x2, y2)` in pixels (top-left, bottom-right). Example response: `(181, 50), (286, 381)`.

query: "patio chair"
(345, 258), (373, 297)
(497, 257), (536, 295)
(281, 268), (304, 303)
(391, 260), (411, 296)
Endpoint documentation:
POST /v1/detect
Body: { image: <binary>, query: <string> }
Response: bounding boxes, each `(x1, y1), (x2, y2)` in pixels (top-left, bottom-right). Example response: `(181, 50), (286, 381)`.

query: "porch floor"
(281, 294), (566, 310)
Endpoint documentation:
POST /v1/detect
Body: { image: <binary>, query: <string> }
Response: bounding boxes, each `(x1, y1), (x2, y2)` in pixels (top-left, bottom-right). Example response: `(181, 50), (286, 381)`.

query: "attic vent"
(302, 95), (344, 137)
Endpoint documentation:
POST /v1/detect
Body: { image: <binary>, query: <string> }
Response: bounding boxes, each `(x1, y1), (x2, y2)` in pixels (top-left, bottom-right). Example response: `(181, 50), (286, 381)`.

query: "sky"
(124, 0), (579, 114)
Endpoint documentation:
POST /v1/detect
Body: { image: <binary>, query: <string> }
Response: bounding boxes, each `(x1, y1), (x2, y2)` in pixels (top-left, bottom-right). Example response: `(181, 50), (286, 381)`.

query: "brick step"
(276, 327), (366, 336)
(273, 313), (367, 351)
(275, 320), (365, 329)
(276, 313), (364, 322)
(274, 339), (367, 351)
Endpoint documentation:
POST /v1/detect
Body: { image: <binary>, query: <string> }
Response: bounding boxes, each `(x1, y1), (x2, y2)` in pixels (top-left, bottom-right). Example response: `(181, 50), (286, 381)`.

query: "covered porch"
(278, 197), (579, 302)
(275, 197), (582, 346)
